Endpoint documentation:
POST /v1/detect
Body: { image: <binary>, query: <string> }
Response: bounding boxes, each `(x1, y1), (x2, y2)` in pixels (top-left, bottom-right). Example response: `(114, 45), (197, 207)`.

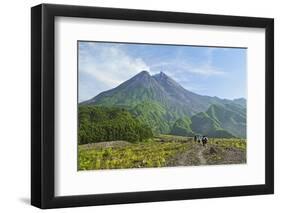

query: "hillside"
(81, 71), (246, 138)
(82, 71), (232, 116)
(206, 104), (246, 138)
(190, 111), (234, 138)
(78, 105), (153, 144)
(170, 117), (194, 136)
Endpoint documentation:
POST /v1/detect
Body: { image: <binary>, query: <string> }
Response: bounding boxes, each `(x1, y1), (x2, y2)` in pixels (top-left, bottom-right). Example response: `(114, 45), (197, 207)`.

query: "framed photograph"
(31, 4), (274, 209)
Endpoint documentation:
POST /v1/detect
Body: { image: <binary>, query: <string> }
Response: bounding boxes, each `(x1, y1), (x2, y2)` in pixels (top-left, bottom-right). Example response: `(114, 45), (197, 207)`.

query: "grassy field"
(78, 135), (246, 170)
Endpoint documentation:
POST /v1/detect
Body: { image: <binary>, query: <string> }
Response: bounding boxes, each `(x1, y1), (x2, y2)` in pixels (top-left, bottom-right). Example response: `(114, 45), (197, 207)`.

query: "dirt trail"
(167, 143), (207, 166)
(197, 147), (206, 165)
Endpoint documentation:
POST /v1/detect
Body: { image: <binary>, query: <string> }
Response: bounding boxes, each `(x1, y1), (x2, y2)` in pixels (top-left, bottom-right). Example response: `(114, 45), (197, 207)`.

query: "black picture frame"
(31, 3), (274, 209)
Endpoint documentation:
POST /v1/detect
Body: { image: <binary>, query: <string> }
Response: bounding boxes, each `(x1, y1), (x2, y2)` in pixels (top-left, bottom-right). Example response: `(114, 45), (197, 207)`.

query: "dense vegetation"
(170, 117), (194, 136)
(206, 104), (246, 138)
(190, 111), (234, 138)
(78, 106), (153, 144)
(78, 71), (247, 170)
(130, 103), (245, 138)
(131, 101), (172, 134)
(82, 71), (246, 138)
(78, 103), (245, 145)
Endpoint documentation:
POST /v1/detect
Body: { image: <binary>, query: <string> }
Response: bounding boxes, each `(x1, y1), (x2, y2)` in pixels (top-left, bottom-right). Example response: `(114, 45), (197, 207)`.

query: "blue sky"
(78, 41), (247, 102)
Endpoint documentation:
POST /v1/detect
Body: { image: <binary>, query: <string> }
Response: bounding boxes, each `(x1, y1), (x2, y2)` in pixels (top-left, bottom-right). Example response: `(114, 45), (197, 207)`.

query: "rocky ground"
(167, 141), (246, 167)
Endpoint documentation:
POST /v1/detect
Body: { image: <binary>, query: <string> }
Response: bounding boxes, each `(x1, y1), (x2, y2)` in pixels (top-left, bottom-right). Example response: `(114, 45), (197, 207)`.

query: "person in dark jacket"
(194, 135), (197, 142)
(202, 136), (208, 147)
(194, 135), (202, 144)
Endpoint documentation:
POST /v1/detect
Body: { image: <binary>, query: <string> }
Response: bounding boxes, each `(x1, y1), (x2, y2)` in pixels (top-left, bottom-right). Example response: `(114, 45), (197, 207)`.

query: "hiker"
(202, 136), (208, 147)
(196, 135), (202, 144)
(194, 135), (197, 142)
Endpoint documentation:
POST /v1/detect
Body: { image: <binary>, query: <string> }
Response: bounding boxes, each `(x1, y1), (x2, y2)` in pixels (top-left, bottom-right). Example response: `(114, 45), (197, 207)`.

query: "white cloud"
(78, 43), (227, 101)
(151, 60), (224, 78)
(184, 63), (225, 76)
(149, 47), (225, 77)
(79, 43), (149, 91)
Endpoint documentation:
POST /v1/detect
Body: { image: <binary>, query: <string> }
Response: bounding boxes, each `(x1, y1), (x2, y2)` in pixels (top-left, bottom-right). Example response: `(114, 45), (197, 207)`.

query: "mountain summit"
(84, 71), (222, 114)
(82, 71), (246, 137)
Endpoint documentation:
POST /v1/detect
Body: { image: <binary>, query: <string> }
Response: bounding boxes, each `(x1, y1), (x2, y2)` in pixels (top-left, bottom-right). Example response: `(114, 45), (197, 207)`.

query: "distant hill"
(81, 71), (246, 138)
(190, 104), (245, 138)
(232, 98), (247, 108)
(206, 104), (246, 138)
(170, 117), (194, 136)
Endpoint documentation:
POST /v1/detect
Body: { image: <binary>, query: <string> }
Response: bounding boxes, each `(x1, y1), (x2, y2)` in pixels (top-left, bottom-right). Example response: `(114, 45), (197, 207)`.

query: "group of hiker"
(194, 135), (208, 147)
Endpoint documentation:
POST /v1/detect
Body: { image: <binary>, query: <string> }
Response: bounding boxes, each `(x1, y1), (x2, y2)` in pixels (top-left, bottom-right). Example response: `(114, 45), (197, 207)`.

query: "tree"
(78, 105), (153, 144)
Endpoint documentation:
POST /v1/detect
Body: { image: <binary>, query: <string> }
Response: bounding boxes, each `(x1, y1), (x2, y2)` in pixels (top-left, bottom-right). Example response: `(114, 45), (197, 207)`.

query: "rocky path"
(167, 142), (245, 167)
(167, 143), (205, 166)
(197, 147), (207, 165)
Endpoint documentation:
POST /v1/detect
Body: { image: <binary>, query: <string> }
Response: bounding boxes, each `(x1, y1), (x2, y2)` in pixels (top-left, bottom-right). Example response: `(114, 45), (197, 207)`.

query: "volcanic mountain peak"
(153, 71), (172, 81)
(136, 70), (150, 77)
(83, 70), (202, 108)
(153, 71), (167, 78)
(131, 70), (174, 83)
(81, 70), (246, 137)
(129, 70), (151, 81)
(153, 71), (181, 88)
(82, 70), (244, 116)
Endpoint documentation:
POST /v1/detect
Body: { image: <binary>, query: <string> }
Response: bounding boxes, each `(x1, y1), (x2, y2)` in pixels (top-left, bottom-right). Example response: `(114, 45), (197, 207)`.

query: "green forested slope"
(81, 71), (246, 139)
(78, 105), (153, 144)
